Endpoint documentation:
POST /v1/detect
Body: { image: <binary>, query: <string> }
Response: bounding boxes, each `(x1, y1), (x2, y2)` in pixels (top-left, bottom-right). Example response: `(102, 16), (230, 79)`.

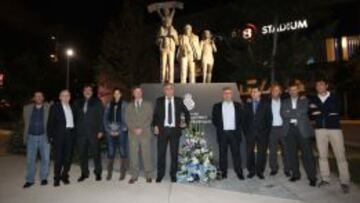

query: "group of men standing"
(211, 79), (350, 194)
(22, 83), (189, 188)
(22, 80), (350, 194)
(24, 86), (104, 187)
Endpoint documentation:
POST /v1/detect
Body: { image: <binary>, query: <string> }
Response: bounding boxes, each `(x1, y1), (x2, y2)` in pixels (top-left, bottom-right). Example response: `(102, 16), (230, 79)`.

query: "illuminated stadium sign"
(261, 19), (308, 35)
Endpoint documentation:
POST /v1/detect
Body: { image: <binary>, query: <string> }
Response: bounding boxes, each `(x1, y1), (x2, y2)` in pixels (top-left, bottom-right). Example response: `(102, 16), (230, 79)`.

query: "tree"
(96, 0), (148, 90)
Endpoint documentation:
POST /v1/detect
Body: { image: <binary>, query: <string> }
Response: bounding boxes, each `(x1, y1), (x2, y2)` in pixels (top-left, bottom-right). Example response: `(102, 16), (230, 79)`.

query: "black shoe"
(341, 184), (350, 194)
(23, 182), (33, 188)
(247, 173), (255, 179)
(237, 173), (245, 180)
(270, 171), (278, 176)
(77, 175), (89, 182)
(171, 177), (177, 183)
(257, 173), (265, 180)
(284, 171), (291, 177)
(318, 180), (330, 188)
(41, 180), (48, 186)
(53, 180), (60, 187)
(155, 177), (162, 183)
(309, 179), (317, 187)
(128, 178), (137, 184)
(61, 178), (70, 185)
(289, 176), (300, 182)
(221, 174), (227, 179)
(95, 174), (102, 181)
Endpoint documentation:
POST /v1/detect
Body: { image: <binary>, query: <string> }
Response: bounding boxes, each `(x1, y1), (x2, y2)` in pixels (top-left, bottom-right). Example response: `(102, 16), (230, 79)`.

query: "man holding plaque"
(153, 83), (190, 183)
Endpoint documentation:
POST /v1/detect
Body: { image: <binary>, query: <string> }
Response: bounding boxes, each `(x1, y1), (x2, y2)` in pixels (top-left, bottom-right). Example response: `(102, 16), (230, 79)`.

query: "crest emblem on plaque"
(183, 93), (195, 111)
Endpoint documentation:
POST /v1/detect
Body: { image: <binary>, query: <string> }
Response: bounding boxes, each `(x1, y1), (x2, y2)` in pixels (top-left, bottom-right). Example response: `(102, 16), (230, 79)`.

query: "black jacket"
(47, 102), (75, 143)
(212, 101), (243, 142)
(242, 99), (272, 139)
(153, 96), (190, 131)
(309, 93), (341, 129)
(74, 97), (104, 138)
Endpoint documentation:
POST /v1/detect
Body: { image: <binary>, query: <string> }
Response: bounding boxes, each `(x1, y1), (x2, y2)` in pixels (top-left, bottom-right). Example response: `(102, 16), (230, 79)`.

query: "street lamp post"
(65, 48), (74, 89)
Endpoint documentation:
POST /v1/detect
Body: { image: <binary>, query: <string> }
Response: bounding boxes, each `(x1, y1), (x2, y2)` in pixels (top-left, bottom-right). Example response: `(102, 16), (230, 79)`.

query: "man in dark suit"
(243, 86), (272, 179)
(74, 85), (104, 182)
(47, 90), (75, 187)
(212, 87), (244, 180)
(281, 83), (317, 187)
(153, 83), (190, 183)
(268, 84), (291, 177)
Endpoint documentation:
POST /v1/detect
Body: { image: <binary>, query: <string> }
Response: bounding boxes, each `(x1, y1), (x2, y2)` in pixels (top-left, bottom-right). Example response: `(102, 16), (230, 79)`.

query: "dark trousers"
(246, 134), (268, 175)
(286, 125), (317, 181)
(269, 126), (290, 173)
(78, 136), (102, 176)
(54, 129), (75, 181)
(157, 127), (181, 179)
(218, 130), (242, 176)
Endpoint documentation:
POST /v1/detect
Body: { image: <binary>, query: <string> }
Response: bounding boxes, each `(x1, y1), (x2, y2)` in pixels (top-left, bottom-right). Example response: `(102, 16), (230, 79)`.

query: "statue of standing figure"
(200, 30), (217, 83)
(149, 1), (183, 83)
(157, 18), (178, 83)
(177, 24), (200, 83)
(149, 2), (219, 84)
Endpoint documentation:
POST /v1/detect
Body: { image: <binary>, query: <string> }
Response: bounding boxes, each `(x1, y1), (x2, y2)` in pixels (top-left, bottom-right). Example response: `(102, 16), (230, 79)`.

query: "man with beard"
(75, 85), (104, 182)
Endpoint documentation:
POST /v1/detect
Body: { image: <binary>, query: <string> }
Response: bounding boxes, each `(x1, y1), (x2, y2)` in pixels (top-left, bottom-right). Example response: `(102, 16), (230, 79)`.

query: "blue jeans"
(106, 131), (128, 160)
(25, 134), (50, 183)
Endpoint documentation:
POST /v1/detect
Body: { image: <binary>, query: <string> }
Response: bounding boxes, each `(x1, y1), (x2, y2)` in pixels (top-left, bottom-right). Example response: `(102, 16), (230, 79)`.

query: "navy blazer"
(309, 93), (341, 129)
(242, 99), (272, 139)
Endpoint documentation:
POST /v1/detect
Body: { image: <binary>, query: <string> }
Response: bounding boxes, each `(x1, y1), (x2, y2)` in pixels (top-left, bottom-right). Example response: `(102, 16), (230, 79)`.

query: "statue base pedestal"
(141, 83), (246, 168)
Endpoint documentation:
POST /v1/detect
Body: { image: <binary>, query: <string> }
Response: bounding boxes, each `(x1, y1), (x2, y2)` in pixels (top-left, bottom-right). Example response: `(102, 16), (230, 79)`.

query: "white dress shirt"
(164, 97), (176, 127)
(290, 97), (298, 124)
(222, 101), (236, 130)
(318, 91), (330, 103)
(271, 98), (283, 126)
(291, 97), (298, 109)
(62, 103), (74, 128)
(135, 99), (143, 109)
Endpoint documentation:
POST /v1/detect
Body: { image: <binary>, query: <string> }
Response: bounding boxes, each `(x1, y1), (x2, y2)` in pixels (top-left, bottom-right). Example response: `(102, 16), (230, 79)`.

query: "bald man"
(47, 90), (75, 187)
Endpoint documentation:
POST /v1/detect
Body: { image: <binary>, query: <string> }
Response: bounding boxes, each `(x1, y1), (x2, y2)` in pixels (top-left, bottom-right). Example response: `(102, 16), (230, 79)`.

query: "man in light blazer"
(281, 83), (317, 187)
(23, 91), (51, 188)
(125, 87), (154, 184)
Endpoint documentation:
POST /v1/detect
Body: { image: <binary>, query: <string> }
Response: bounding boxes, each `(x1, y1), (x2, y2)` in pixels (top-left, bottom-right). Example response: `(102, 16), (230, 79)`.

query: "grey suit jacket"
(23, 102), (50, 143)
(125, 101), (153, 138)
(281, 97), (314, 138)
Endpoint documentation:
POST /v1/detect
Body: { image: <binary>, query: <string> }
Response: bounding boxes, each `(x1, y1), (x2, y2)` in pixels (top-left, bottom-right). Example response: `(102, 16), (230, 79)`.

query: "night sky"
(0, 0), (233, 101)
(0, 0), (358, 62)
(0, 0), (226, 62)
(0, 0), (124, 61)
(0, 0), (358, 101)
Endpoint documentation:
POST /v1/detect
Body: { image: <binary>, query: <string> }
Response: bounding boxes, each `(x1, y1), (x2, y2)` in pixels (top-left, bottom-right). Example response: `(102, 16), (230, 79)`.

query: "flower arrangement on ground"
(176, 123), (217, 183)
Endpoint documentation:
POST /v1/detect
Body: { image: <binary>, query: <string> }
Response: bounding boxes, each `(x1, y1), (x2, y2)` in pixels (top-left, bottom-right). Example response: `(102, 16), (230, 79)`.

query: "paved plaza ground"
(0, 155), (359, 203)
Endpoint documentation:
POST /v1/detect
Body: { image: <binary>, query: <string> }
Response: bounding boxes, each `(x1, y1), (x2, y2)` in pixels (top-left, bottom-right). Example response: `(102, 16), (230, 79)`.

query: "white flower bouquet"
(176, 123), (217, 183)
